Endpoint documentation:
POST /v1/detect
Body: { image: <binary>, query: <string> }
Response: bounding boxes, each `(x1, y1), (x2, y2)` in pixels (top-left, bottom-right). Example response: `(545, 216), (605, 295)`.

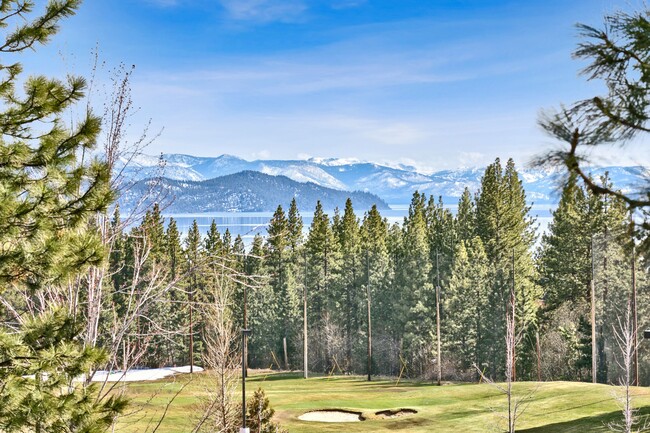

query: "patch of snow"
(90, 365), (203, 382)
(259, 164), (349, 190)
(308, 157), (364, 166)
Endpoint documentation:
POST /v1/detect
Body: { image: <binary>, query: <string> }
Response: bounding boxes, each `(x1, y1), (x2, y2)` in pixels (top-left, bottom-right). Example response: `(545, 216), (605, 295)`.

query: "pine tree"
(445, 237), (490, 375)
(265, 206), (299, 368)
(246, 234), (273, 366)
(167, 218), (183, 281)
(475, 158), (538, 378)
(287, 198), (304, 253)
(360, 204), (391, 375)
(456, 187), (476, 243)
(205, 219), (224, 258)
(539, 175), (590, 310)
(304, 201), (339, 371)
(400, 192), (434, 376)
(336, 198), (362, 370)
(184, 220), (203, 367)
(0, 1), (127, 429)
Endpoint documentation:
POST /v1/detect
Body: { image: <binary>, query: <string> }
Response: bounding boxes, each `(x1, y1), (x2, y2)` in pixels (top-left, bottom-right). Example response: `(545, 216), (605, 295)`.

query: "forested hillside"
(119, 170), (390, 213)
(106, 157), (649, 384)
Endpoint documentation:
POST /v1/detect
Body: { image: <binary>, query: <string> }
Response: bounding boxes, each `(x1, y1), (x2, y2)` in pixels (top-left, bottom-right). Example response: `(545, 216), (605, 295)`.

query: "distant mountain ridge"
(119, 170), (390, 213)
(120, 153), (649, 205)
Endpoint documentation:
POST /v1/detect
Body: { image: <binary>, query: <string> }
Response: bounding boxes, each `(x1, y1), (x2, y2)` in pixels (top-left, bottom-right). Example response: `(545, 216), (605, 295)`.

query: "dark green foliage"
(445, 237), (490, 376)
(0, 1), (127, 429)
(246, 388), (288, 433)
(0, 309), (128, 433)
(475, 158), (538, 378)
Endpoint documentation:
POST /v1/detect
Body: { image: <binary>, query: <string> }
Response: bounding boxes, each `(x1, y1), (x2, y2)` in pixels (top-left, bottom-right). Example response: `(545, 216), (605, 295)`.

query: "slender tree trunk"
(243, 280), (247, 377)
(511, 250), (516, 382)
(303, 252), (308, 379)
(631, 244), (638, 386)
(283, 337), (289, 370)
(366, 253), (372, 381)
(189, 271), (194, 373)
(435, 251), (442, 386)
(536, 329), (541, 382)
(591, 235), (597, 384)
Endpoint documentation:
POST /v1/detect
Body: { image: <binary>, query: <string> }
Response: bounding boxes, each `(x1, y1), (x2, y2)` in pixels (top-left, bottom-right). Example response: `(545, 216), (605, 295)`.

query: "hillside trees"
(445, 237), (490, 378)
(95, 161), (645, 387)
(537, 171), (641, 383)
(0, 0), (128, 429)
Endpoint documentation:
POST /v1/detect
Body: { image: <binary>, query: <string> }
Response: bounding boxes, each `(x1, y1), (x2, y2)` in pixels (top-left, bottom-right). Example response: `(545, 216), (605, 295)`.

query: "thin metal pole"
(241, 330), (249, 431)
(189, 285), (194, 373)
(303, 251), (308, 379)
(536, 330), (541, 382)
(243, 279), (248, 377)
(189, 266), (195, 374)
(366, 252), (372, 381)
(510, 248), (517, 382)
(632, 242), (638, 386)
(591, 235), (597, 384)
(435, 250), (442, 386)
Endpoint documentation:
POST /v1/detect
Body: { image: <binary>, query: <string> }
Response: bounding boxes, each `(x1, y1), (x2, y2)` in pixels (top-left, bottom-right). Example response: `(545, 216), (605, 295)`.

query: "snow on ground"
(90, 365), (203, 382)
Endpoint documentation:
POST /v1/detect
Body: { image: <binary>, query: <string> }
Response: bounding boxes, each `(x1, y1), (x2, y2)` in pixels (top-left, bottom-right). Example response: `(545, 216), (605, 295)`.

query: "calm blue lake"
(163, 204), (555, 244)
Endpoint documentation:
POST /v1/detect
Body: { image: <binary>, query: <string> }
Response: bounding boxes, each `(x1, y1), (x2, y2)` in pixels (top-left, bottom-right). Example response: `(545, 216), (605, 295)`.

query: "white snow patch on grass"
(90, 365), (203, 382)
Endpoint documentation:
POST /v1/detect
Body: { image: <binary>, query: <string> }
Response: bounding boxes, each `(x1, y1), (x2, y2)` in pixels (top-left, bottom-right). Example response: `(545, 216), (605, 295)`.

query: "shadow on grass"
(520, 406), (650, 433)
(247, 372), (304, 382)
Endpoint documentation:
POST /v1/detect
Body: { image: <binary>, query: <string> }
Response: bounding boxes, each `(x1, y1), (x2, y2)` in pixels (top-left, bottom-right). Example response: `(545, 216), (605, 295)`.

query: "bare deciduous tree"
(608, 301), (646, 433)
(193, 267), (243, 433)
(474, 289), (537, 433)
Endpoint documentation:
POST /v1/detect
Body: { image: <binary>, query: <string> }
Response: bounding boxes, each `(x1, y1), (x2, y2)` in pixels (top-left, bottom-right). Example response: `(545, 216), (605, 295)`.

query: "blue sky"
(22, 0), (650, 171)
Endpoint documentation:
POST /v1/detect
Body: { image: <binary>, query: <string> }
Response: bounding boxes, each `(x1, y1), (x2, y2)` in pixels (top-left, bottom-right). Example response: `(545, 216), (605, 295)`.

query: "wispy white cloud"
(329, 0), (367, 9)
(143, 0), (179, 7)
(217, 0), (307, 23)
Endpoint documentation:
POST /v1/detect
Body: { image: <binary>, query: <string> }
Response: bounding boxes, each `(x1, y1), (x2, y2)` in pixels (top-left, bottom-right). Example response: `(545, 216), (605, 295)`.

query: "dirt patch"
(298, 410), (365, 423)
(375, 408), (418, 419)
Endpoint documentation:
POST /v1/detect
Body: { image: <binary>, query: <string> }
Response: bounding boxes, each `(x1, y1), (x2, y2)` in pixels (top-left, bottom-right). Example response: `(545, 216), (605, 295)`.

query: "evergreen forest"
(100, 157), (650, 386)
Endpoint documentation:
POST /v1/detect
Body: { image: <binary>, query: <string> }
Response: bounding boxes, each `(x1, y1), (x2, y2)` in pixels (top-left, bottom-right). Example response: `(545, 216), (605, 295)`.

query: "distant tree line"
(104, 157), (649, 384)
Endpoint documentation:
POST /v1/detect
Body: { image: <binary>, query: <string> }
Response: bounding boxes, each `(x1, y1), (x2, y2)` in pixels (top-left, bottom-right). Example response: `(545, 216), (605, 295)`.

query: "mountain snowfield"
(120, 153), (648, 206)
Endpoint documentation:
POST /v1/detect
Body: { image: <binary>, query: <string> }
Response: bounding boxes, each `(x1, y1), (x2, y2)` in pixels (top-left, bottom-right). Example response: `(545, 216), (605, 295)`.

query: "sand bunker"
(375, 408), (418, 419)
(298, 410), (364, 423)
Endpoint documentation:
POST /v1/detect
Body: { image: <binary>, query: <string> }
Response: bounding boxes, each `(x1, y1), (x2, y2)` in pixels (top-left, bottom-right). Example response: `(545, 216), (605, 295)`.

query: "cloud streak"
(217, 0), (307, 22)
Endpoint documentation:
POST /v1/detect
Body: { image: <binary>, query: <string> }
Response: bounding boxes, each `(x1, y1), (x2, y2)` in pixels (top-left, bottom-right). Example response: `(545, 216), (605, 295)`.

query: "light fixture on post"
(240, 328), (252, 433)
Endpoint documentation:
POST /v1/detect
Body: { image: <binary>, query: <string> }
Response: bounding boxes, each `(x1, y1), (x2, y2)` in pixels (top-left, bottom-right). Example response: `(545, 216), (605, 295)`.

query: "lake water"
(164, 204), (555, 245)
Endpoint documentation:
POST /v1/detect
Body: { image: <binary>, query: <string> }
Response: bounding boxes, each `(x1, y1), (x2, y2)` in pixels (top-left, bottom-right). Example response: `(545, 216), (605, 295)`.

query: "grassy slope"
(116, 372), (650, 432)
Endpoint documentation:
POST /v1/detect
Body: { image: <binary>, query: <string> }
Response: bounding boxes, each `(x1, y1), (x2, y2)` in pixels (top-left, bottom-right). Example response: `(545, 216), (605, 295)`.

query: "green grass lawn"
(115, 371), (650, 432)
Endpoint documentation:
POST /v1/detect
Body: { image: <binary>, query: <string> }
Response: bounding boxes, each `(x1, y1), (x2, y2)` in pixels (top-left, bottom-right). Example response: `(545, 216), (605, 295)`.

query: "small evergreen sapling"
(246, 388), (287, 433)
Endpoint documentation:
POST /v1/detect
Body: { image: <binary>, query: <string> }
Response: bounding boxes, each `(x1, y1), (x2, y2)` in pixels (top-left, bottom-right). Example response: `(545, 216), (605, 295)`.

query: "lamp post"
(241, 328), (252, 433)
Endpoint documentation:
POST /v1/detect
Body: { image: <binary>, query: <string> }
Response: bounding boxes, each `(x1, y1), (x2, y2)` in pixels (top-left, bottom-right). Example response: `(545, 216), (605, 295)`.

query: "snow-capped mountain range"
(120, 153), (648, 206)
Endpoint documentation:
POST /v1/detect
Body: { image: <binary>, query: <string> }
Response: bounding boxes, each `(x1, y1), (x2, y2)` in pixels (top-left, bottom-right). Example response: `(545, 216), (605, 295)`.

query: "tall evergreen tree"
(265, 205), (298, 367)
(304, 201), (339, 371)
(400, 192), (434, 376)
(287, 198), (304, 253)
(0, 1), (127, 429)
(167, 218), (183, 281)
(360, 204), (391, 374)
(336, 198), (362, 369)
(183, 220), (203, 366)
(445, 237), (490, 376)
(204, 219), (223, 258)
(475, 158), (538, 378)
(456, 187), (476, 243)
